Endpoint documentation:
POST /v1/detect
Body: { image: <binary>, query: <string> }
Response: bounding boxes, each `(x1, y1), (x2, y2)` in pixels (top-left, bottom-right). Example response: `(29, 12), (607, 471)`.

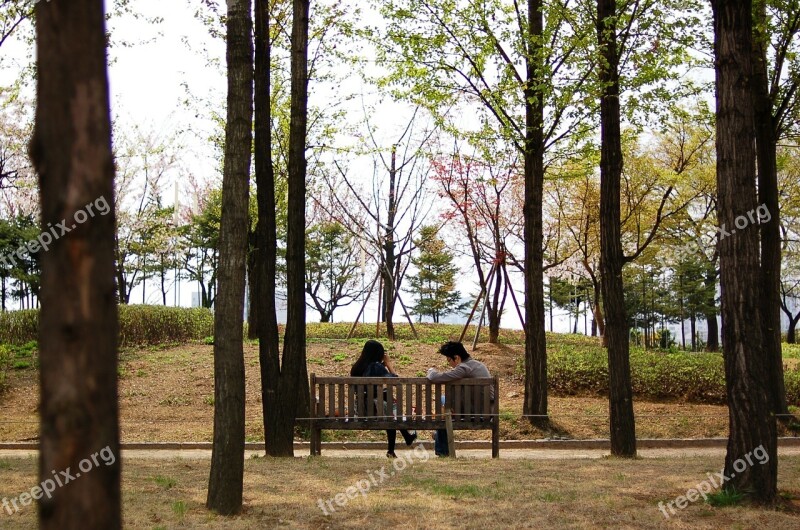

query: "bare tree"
(325, 112), (433, 340)
(30, 0), (120, 527)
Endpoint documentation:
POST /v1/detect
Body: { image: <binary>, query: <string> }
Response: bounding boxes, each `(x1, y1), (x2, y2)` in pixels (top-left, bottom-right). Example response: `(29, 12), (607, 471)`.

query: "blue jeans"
(434, 429), (448, 455)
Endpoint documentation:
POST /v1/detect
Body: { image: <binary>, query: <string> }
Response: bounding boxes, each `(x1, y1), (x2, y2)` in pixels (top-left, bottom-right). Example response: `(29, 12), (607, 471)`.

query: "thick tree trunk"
(283, 0), (311, 425)
(597, 0), (636, 457)
(711, 0), (777, 502)
(206, 0), (252, 514)
(752, 4), (787, 416)
(253, 0), (294, 457)
(522, 0), (548, 428)
(30, 0), (121, 527)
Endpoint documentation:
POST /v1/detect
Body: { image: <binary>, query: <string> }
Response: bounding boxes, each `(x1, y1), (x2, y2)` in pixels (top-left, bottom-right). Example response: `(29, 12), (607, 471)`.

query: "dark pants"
(387, 429), (416, 453)
(434, 429), (448, 455)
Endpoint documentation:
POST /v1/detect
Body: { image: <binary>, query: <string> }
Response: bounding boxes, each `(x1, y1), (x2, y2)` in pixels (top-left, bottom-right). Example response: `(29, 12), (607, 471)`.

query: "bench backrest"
(310, 375), (497, 422)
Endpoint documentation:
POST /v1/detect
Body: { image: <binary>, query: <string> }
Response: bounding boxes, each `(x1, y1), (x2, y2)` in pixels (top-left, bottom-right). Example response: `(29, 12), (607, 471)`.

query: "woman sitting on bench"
(350, 340), (417, 458)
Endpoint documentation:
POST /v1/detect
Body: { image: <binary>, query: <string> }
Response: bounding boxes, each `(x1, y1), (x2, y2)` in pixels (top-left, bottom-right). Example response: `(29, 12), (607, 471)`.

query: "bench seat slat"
(313, 420), (493, 430)
(313, 377), (493, 385)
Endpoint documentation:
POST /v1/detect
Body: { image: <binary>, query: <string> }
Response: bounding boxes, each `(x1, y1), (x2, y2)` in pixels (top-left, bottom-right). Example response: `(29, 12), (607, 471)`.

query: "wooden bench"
(309, 374), (499, 458)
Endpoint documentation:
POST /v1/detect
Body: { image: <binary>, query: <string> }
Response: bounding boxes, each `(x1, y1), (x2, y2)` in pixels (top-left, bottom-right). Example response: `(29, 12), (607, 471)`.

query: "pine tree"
(408, 226), (462, 323)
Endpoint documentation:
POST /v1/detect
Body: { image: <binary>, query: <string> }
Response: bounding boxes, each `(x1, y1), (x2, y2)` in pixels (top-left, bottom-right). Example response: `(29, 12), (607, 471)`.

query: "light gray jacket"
(427, 358), (495, 401)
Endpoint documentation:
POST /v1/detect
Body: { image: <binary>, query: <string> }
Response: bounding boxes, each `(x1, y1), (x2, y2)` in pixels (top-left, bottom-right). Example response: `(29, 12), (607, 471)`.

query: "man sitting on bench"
(426, 341), (494, 456)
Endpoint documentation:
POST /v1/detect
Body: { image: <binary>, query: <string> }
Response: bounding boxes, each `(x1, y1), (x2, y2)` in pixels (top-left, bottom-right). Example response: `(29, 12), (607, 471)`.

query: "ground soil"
(3, 339), (792, 444)
(1, 452), (799, 529)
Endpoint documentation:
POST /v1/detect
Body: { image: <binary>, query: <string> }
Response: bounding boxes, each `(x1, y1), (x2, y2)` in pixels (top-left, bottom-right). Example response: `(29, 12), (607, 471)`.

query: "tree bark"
(283, 0), (311, 426)
(382, 147), (398, 340)
(206, 0), (252, 514)
(488, 261), (503, 343)
(788, 316), (798, 344)
(711, 0), (777, 502)
(522, 0), (548, 428)
(247, 231), (260, 340)
(598, 0), (636, 457)
(252, 0), (297, 457)
(30, 0), (121, 527)
(703, 271), (720, 351)
(752, 0), (787, 416)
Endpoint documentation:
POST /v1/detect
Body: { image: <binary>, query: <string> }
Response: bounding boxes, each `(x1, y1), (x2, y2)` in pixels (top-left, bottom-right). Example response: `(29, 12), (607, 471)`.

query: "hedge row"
(544, 345), (800, 405)
(0, 306), (214, 347)
(305, 322), (527, 344)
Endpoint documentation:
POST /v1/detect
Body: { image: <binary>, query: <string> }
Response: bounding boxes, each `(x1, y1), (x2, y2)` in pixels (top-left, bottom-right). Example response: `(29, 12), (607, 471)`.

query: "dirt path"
(3, 446), (800, 460)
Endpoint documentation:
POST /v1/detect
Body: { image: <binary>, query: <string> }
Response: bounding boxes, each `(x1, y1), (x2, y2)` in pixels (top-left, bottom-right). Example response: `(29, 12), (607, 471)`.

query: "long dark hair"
(350, 340), (385, 376)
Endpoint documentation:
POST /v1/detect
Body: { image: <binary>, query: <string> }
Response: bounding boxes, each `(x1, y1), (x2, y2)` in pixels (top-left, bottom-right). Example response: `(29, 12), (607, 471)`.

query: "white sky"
(0, 0), (625, 334)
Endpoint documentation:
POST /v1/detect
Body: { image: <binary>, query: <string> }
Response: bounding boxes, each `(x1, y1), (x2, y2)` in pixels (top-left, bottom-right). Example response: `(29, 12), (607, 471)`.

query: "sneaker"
(386, 451), (397, 458)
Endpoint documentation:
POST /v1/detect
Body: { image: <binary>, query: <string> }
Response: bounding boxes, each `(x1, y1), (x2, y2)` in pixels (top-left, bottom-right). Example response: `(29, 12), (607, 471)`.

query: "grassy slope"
(1, 323), (798, 442)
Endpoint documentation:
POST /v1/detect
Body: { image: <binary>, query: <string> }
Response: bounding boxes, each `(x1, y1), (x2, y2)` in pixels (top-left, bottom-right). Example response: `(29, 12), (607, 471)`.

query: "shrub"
(0, 310), (38, 345)
(118, 306), (213, 346)
(540, 342), (800, 405)
(0, 306), (214, 347)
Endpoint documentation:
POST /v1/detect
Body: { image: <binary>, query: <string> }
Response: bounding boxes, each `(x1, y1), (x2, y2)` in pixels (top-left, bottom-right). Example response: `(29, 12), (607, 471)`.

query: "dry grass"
(7, 338), (797, 443)
(0, 454), (799, 528)
(0, 340), (750, 443)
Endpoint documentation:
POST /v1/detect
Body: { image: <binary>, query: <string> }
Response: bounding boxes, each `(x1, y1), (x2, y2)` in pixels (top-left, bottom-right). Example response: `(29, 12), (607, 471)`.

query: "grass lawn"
(1, 328), (799, 443)
(1, 453), (799, 528)
(0, 339), (745, 443)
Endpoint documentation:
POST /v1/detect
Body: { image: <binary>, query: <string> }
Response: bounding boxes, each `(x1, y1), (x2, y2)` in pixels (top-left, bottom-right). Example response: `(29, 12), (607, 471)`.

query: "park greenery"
(1, 0), (799, 525)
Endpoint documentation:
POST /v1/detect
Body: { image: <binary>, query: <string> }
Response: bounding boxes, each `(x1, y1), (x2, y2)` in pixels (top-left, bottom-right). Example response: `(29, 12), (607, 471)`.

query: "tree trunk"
(788, 315), (798, 344)
(690, 314), (696, 351)
(704, 269), (719, 351)
(160, 268), (167, 306)
(752, 2), (787, 416)
(522, 0), (548, 428)
(592, 280), (605, 337)
(488, 262), (503, 343)
(382, 147), (398, 341)
(253, 0), (292, 457)
(30, 0), (121, 527)
(247, 231), (259, 340)
(206, 0), (252, 514)
(598, 0), (636, 457)
(711, 0), (777, 502)
(283, 0), (311, 426)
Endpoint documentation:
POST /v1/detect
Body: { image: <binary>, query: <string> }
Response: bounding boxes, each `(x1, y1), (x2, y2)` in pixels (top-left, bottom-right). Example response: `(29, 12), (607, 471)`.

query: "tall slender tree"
(597, 0), (636, 457)
(253, 0), (311, 457)
(284, 0), (311, 425)
(752, 0), (800, 416)
(253, 0), (285, 455)
(712, 0), (777, 502)
(30, 0), (121, 527)
(206, 0), (252, 514)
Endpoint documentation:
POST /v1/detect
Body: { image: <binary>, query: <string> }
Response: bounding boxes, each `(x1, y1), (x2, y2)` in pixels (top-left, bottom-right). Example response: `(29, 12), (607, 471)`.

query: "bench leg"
(445, 410), (456, 458)
(492, 422), (499, 458)
(310, 426), (319, 456)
